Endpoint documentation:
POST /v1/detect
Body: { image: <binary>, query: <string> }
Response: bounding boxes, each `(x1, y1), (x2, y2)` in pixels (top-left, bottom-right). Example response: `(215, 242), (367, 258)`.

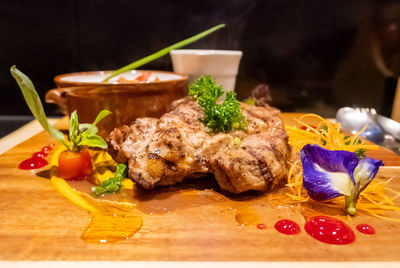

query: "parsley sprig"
(189, 76), (246, 133)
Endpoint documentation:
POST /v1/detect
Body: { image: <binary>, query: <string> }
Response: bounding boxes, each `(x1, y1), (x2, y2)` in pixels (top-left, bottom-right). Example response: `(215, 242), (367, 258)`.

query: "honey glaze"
(78, 194), (143, 243)
(50, 148), (143, 244)
(234, 206), (266, 227)
(82, 213), (142, 244)
(59, 183), (143, 244)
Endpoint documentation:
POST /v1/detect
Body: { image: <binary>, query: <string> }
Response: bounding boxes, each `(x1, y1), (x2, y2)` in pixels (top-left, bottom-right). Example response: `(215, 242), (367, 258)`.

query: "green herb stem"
(92, 163), (128, 196)
(103, 24), (225, 82)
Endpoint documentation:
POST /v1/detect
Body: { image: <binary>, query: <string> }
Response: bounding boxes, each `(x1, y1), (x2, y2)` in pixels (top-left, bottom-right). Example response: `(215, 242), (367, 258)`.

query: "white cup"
(170, 49), (243, 91)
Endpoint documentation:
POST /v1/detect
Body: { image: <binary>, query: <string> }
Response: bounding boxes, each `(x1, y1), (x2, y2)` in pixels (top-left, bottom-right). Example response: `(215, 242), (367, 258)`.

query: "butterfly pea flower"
(301, 144), (383, 215)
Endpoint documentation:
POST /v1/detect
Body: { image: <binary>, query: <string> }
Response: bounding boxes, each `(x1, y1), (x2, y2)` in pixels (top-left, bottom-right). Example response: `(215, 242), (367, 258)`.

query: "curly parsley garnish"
(189, 76), (246, 133)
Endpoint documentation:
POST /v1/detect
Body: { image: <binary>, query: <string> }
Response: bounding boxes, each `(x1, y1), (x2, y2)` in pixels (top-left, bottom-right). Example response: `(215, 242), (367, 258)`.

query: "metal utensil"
(336, 107), (385, 144)
(375, 114), (400, 140)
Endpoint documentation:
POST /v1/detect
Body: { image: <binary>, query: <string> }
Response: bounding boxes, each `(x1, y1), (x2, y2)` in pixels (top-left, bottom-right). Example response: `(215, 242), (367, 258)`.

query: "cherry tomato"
(58, 149), (92, 180)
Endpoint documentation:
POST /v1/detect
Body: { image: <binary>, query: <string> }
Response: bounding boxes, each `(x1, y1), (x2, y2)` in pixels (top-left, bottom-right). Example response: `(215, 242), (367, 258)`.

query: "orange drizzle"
(50, 147), (143, 243)
(82, 213), (142, 244)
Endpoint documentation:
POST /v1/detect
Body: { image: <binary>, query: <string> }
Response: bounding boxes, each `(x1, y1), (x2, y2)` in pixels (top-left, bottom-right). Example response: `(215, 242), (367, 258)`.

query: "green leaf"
(10, 66), (68, 148)
(79, 123), (98, 134)
(83, 109), (111, 135)
(92, 164), (128, 196)
(354, 148), (366, 158)
(79, 133), (108, 149)
(92, 109), (111, 126)
(69, 111), (79, 147)
(104, 24), (225, 81)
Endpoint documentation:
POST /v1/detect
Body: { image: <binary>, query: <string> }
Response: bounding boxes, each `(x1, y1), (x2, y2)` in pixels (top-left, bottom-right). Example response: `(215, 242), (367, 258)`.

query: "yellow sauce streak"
(50, 147), (143, 243)
(284, 113), (400, 220)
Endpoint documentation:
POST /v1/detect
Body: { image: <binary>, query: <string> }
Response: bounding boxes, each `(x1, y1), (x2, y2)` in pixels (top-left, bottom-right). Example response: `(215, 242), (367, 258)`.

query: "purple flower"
(301, 144), (383, 215)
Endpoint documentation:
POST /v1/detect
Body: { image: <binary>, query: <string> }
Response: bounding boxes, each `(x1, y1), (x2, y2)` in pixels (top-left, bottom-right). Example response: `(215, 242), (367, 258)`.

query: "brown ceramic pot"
(45, 70), (188, 137)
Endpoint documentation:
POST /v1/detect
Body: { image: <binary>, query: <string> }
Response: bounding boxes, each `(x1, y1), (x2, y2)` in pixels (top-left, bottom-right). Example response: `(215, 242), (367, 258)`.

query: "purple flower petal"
(301, 144), (359, 201)
(301, 144), (359, 182)
(353, 157), (384, 191)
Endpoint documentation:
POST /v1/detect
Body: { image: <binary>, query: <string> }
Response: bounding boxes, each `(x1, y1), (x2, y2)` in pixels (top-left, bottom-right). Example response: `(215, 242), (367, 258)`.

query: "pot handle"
(45, 88), (68, 115)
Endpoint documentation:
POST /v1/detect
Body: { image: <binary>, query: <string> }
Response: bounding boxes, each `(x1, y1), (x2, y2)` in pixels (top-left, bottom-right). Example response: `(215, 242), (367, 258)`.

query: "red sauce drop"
(32, 151), (47, 158)
(304, 216), (355, 245)
(41, 145), (53, 153)
(19, 145), (53, 170)
(257, 223), (266, 230)
(356, 224), (375, 235)
(19, 157), (48, 170)
(274, 219), (301, 235)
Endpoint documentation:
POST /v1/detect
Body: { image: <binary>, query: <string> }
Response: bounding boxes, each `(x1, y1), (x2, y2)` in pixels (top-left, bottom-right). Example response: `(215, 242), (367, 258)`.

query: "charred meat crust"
(107, 98), (291, 194)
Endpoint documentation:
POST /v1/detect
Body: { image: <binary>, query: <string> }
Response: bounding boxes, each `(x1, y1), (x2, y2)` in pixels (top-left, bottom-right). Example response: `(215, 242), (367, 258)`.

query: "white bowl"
(170, 49), (243, 91)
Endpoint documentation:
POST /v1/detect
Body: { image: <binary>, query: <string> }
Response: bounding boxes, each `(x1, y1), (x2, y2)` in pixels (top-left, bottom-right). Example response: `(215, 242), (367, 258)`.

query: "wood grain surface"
(0, 114), (400, 261)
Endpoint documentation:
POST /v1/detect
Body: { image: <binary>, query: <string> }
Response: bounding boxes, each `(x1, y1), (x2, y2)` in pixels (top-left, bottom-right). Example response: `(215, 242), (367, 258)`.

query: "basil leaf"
(92, 110), (111, 126)
(79, 133), (108, 149)
(85, 109), (111, 134)
(69, 111), (79, 145)
(10, 66), (68, 148)
(79, 123), (98, 134)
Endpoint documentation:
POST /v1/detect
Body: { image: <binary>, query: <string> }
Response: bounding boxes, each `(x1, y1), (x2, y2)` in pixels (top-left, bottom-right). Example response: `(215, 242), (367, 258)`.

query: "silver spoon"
(336, 107), (385, 144)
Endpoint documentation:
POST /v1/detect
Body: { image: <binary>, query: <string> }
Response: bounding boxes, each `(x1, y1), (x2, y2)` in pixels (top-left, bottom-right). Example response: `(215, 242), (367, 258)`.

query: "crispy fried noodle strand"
(285, 113), (400, 221)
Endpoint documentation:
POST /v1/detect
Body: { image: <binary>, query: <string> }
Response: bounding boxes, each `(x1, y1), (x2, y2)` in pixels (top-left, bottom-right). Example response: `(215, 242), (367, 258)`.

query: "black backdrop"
(1, 0), (399, 117)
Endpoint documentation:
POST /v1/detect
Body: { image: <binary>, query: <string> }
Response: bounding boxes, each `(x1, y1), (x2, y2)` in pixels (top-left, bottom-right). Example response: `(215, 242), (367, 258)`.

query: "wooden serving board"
(0, 114), (400, 261)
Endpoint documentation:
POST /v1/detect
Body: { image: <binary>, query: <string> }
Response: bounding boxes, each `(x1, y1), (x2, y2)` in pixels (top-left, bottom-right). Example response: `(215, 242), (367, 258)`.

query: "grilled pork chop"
(107, 98), (291, 194)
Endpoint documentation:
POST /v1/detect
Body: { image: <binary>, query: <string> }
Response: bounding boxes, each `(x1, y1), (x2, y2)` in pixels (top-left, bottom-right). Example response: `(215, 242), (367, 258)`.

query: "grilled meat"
(107, 98), (291, 194)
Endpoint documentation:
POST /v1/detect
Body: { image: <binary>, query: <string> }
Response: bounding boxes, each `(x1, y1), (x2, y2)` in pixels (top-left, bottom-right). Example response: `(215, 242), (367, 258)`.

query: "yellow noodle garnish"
(285, 113), (400, 220)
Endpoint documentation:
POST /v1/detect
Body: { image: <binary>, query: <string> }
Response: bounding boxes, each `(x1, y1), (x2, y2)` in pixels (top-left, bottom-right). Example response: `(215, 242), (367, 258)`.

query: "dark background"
(1, 0), (400, 118)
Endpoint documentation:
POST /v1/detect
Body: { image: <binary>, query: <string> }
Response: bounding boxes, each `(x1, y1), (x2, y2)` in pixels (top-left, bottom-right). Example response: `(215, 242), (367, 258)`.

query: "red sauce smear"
(356, 224), (375, 235)
(19, 145), (53, 170)
(274, 219), (300, 235)
(304, 216), (355, 245)
(257, 223), (266, 230)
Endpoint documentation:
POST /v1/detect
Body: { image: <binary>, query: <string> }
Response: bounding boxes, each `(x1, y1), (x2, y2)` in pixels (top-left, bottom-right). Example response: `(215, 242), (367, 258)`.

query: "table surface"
(0, 114), (400, 262)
